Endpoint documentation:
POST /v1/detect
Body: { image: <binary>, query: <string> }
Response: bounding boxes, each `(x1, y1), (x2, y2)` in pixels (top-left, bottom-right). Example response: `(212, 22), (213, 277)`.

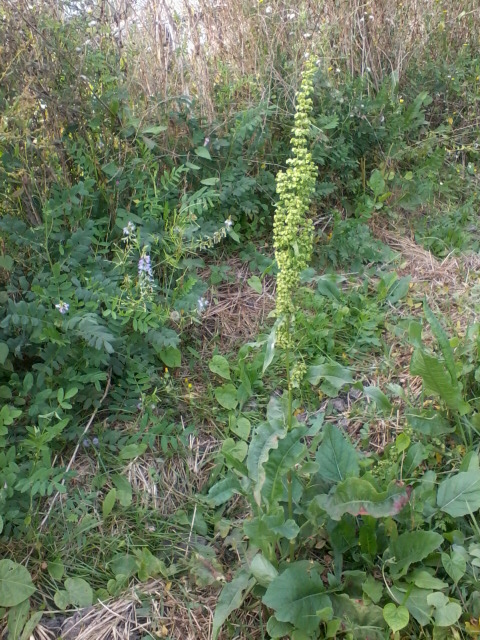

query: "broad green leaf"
(112, 475), (133, 507)
(383, 603), (409, 633)
(19, 612), (43, 640)
(222, 438), (248, 463)
(47, 559), (64, 581)
(7, 599), (30, 640)
(119, 443), (147, 460)
(390, 584), (433, 626)
(247, 275), (262, 294)
(207, 475), (244, 506)
(244, 513), (299, 555)
(133, 548), (168, 581)
(209, 355), (231, 380)
(247, 420), (287, 505)
(410, 349), (470, 414)
(109, 554), (137, 578)
(194, 146), (212, 160)
(441, 551), (466, 584)
(266, 616), (294, 638)
(0, 560), (35, 607)
(316, 478), (409, 521)
(64, 577), (93, 608)
(230, 417), (251, 441)
(141, 125), (167, 135)
(387, 276), (411, 304)
(212, 571), (254, 640)
(306, 362), (354, 391)
(330, 594), (386, 639)
(103, 488), (117, 519)
(363, 386), (392, 413)
(389, 531), (443, 577)
(409, 570), (447, 590)
(0, 342), (8, 365)
(215, 384), (238, 410)
(262, 426), (308, 506)
(250, 554), (278, 587)
(53, 590), (70, 610)
(158, 346), (181, 368)
(316, 274), (343, 301)
(315, 423), (359, 483)
(0, 255), (14, 271)
(363, 576), (383, 604)
(407, 412), (454, 437)
(423, 300), (457, 385)
(437, 469), (480, 517)
(369, 169), (385, 197)
(427, 592), (462, 627)
(262, 561), (332, 633)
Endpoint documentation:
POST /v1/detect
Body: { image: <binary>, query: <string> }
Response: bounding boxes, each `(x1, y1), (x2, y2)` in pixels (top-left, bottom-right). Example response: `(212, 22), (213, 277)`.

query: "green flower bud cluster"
(290, 361), (307, 389)
(274, 56), (317, 347)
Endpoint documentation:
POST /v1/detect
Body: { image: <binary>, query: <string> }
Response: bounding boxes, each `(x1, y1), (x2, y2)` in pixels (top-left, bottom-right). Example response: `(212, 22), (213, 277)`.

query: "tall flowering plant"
(271, 56), (317, 427)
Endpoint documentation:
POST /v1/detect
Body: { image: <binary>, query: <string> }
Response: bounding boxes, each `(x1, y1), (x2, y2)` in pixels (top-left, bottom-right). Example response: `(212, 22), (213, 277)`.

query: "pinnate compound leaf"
(437, 469), (480, 517)
(64, 577), (93, 608)
(262, 561), (332, 633)
(389, 531), (443, 577)
(315, 478), (409, 521)
(247, 420), (287, 505)
(0, 560), (35, 607)
(383, 603), (409, 633)
(315, 423), (359, 483)
(212, 571), (254, 640)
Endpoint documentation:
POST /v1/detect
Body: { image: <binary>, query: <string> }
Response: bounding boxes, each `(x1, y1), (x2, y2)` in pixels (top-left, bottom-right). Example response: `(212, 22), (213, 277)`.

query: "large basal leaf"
(315, 478), (410, 521)
(262, 561), (332, 633)
(247, 420), (288, 505)
(315, 423), (359, 484)
(389, 531), (443, 577)
(261, 426), (308, 506)
(212, 571), (254, 640)
(207, 474), (245, 507)
(390, 584), (433, 626)
(306, 362), (354, 393)
(423, 300), (457, 386)
(330, 594), (387, 639)
(410, 349), (470, 414)
(437, 469), (480, 517)
(0, 560), (35, 607)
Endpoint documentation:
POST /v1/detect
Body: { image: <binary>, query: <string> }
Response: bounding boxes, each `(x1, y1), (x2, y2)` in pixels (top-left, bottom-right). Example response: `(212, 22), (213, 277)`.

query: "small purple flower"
(203, 137), (210, 146)
(138, 254), (153, 278)
(55, 301), (69, 314)
(83, 438), (90, 447)
(92, 437), (99, 446)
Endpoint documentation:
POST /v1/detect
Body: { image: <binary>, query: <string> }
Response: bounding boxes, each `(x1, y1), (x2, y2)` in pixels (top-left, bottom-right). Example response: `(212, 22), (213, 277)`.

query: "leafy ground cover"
(2, 1), (480, 639)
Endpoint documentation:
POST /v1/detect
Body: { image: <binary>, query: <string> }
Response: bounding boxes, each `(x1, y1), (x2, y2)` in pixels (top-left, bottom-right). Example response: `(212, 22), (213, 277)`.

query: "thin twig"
(39, 371), (112, 530)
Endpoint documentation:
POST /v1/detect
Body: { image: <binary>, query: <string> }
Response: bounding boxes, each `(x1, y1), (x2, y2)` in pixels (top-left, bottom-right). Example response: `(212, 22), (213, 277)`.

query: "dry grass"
(6, 579), (218, 640)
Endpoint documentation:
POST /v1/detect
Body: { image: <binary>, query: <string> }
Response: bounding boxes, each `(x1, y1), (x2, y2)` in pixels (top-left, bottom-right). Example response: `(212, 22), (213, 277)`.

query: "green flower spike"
(273, 55), (317, 348)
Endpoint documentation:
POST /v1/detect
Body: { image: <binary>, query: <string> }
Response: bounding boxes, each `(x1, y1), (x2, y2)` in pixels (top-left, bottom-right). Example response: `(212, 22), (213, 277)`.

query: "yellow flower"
(399, 98), (404, 104)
